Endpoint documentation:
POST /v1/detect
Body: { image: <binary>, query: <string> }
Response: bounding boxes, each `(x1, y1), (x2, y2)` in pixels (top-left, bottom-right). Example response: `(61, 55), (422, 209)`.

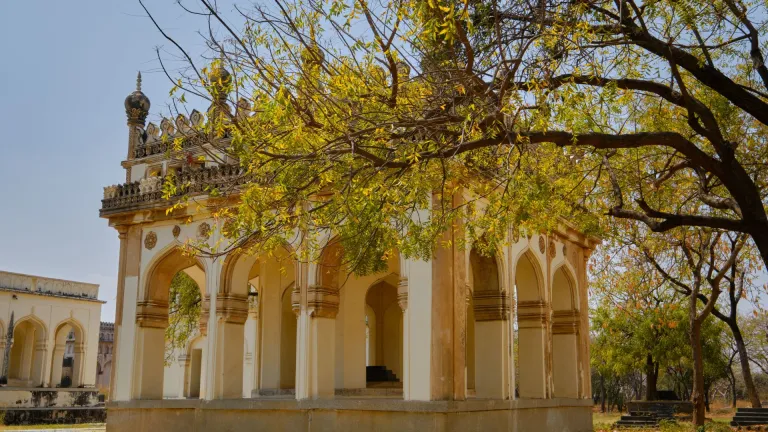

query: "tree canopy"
(142, 0), (768, 270)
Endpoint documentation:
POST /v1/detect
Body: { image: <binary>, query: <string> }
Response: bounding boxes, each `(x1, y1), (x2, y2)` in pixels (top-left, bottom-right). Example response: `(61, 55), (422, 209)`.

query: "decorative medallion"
(549, 240), (556, 258)
(144, 231), (157, 250)
(538, 236), (546, 254)
(172, 225), (181, 238)
(198, 222), (211, 240)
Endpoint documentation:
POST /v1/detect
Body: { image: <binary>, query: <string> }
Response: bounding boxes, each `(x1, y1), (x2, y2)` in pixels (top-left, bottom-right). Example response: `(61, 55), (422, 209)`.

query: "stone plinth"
(107, 398), (592, 432)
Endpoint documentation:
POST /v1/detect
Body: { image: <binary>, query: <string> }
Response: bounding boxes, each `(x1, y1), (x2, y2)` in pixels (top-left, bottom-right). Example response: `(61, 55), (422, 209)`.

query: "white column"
(472, 292), (510, 399)
(397, 270), (410, 399)
(245, 298), (259, 397)
(50, 344), (65, 387)
(294, 257), (339, 400)
(402, 257), (432, 401)
(202, 258), (222, 401)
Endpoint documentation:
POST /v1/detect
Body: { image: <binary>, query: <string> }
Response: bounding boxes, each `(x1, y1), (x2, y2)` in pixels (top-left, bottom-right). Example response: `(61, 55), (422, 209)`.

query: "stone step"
(366, 365), (399, 382)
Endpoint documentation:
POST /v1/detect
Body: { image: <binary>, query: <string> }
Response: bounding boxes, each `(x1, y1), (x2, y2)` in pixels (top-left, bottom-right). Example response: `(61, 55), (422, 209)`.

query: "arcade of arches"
(107, 219), (594, 424)
(0, 271), (103, 390)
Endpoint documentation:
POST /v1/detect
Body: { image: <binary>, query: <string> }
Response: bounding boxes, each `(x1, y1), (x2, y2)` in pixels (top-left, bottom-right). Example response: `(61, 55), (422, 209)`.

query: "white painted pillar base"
(132, 326), (165, 399)
(309, 317), (335, 399)
(474, 320), (509, 399)
(214, 321), (245, 399)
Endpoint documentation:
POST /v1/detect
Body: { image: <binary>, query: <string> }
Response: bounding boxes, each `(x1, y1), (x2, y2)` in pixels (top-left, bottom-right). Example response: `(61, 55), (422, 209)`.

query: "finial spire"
(136, 71), (142, 92)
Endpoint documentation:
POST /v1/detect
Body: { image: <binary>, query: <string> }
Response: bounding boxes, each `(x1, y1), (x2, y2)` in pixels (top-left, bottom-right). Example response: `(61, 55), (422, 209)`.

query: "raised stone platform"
(107, 398), (592, 432)
(0, 388), (105, 425)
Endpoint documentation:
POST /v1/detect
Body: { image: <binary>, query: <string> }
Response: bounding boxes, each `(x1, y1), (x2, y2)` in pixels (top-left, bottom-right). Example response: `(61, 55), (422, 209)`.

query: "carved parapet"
(517, 300), (549, 329)
(136, 300), (170, 328)
(397, 277), (408, 311)
(215, 293), (249, 325)
(307, 284), (339, 319)
(552, 310), (580, 335)
(473, 290), (510, 321)
(100, 164), (250, 216)
(139, 176), (162, 194)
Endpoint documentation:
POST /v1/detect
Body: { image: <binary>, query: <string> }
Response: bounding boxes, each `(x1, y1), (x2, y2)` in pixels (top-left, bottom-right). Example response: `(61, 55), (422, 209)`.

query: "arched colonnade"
(114, 222), (591, 403)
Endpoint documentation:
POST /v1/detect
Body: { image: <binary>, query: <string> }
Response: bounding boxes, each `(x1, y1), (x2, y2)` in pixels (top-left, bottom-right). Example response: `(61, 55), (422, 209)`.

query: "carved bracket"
(307, 285), (339, 319)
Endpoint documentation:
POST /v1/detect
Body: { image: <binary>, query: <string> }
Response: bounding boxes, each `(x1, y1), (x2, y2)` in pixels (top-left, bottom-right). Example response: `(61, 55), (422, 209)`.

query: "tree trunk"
(731, 322), (762, 408)
(600, 375), (606, 413)
(705, 383), (711, 412)
(645, 354), (658, 401)
(691, 318), (706, 426)
(729, 366), (738, 408)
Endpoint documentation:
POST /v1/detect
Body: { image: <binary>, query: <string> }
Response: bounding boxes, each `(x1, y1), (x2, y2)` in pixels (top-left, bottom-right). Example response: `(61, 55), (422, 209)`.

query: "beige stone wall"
(0, 288), (101, 389)
(107, 398), (592, 432)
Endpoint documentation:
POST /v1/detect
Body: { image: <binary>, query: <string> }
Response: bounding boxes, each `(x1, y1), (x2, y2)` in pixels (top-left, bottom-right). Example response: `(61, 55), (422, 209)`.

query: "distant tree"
(165, 271), (202, 363)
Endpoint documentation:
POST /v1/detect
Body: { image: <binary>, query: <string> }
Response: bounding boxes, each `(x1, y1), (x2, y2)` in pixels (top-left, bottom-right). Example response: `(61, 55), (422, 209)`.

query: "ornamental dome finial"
(125, 71), (150, 127)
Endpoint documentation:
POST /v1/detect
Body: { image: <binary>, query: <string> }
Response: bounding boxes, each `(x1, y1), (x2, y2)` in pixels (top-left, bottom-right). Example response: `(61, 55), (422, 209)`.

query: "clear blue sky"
(0, 1), (222, 321)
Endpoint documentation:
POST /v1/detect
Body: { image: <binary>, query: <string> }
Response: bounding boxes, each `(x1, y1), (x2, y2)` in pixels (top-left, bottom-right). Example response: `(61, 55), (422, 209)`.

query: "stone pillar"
(429, 192), (467, 401)
(397, 273), (410, 399)
(552, 310), (580, 398)
(30, 340), (47, 387)
(72, 342), (85, 387)
(256, 260), (286, 393)
(50, 343), (65, 387)
(202, 258), (223, 401)
(133, 301), (167, 399)
(579, 249), (593, 399)
(294, 256), (339, 400)
(517, 300), (549, 398)
(112, 225), (142, 401)
(245, 296), (260, 397)
(178, 354), (191, 398)
(212, 293), (248, 399)
(472, 291), (510, 399)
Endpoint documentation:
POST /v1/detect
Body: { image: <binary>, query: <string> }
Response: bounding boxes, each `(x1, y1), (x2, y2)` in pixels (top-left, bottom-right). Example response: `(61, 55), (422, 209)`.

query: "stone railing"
(0, 271), (99, 300)
(101, 164), (248, 215)
(131, 100), (250, 159)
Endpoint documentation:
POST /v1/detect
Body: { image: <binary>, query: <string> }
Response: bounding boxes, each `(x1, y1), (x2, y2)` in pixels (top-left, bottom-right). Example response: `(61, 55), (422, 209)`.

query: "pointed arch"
(9, 315), (47, 387)
(142, 244), (206, 304)
(50, 318), (87, 388)
(513, 249), (545, 302)
(551, 263), (579, 312)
